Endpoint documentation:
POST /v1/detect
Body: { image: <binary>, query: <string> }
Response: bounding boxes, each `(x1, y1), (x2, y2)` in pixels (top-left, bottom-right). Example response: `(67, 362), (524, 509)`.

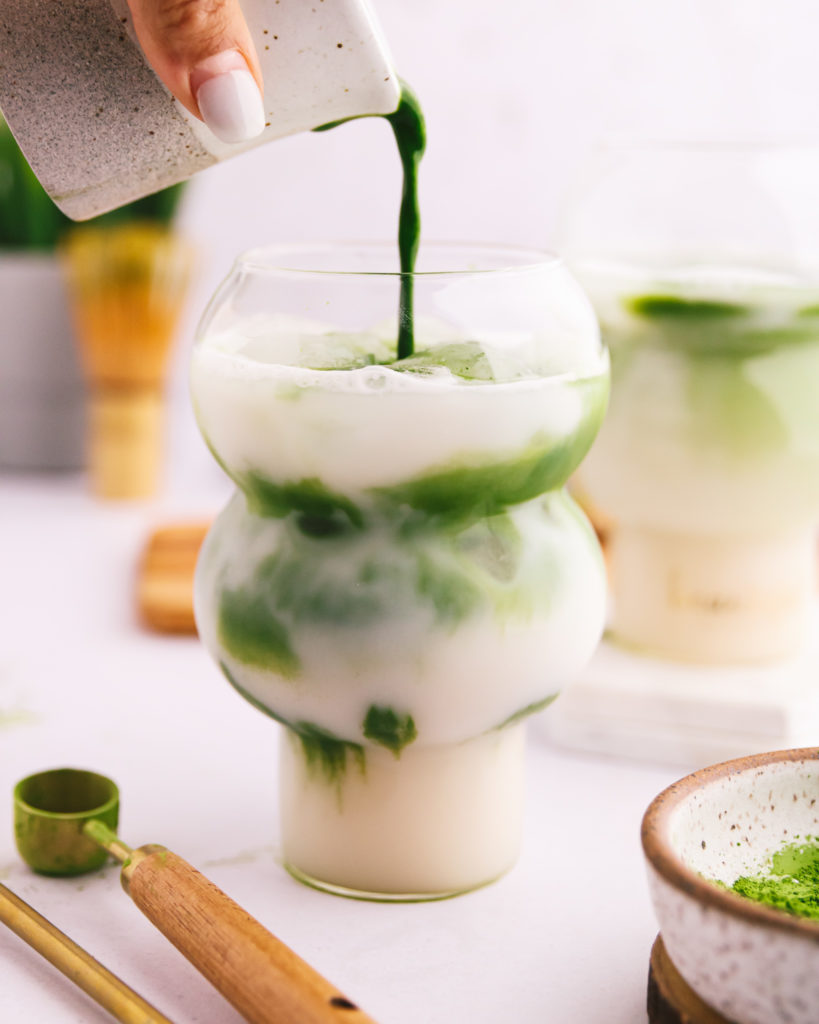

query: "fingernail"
(193, 52), (265, 144)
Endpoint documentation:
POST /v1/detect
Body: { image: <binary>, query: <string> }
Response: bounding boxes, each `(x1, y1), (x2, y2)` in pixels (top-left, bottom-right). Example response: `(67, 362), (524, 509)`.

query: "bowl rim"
(641, 747), (819, 941)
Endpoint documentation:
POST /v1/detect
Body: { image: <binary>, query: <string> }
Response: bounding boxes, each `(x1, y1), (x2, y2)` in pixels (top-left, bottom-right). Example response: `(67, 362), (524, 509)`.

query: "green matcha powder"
(724, 840), (819, 921)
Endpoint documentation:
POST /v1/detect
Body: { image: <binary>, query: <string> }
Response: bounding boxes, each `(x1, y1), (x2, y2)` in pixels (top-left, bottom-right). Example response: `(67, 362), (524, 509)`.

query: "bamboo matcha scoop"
(12, 768), (376, 1024)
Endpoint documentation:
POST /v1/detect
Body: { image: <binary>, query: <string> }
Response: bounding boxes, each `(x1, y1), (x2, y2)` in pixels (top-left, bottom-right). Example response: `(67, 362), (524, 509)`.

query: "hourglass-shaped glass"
(191, 243), (609, 900)
(562, 141), (819, 665)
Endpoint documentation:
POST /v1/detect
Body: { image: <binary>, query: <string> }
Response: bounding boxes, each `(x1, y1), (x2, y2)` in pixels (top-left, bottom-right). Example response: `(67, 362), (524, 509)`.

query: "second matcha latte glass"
(191, 243), (609, 900)
(562, 142), (819, 666)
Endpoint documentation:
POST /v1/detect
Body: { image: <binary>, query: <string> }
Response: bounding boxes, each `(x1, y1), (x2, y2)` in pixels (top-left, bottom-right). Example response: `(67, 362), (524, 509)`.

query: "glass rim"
(14, 767), (119, 820)
(233, 241), (563, 278)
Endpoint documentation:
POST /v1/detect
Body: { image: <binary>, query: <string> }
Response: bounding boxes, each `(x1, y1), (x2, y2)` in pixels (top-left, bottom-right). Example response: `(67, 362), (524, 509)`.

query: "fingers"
(126, 0), (266, 143)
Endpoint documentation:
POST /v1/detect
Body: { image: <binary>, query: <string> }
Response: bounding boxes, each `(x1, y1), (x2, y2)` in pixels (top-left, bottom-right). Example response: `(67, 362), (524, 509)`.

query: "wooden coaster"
(137, 522), (210, 634)
(648, 935), (736, 1024)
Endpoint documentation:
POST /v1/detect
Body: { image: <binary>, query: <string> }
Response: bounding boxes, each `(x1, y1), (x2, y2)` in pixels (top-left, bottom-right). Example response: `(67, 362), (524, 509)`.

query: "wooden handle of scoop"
(122, 846), (376, 1024)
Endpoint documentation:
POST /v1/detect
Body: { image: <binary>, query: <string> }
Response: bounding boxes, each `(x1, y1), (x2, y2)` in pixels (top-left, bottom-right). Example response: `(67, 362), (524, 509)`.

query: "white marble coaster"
(537, 613), (819, 768)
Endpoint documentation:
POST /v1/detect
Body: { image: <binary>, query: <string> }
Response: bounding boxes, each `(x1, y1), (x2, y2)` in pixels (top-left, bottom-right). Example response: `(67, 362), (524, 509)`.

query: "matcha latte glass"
(563, 142), (819, 665)
(191, 243), (609, 899)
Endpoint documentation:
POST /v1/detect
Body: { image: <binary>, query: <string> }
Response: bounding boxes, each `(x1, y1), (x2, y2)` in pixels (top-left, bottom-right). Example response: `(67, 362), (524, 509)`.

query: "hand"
(126, 0), (266, 144)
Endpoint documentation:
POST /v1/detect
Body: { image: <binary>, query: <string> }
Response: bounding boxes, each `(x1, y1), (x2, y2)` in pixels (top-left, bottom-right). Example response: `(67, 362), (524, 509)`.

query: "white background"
(179, 0), (819, 290)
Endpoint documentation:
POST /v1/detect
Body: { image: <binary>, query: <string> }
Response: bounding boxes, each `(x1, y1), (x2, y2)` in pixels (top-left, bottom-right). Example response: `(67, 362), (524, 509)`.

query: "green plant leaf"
(0, 117), (185, 250)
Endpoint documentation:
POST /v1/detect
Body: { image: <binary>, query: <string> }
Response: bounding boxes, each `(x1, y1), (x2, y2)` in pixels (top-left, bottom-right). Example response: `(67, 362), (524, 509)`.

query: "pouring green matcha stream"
(315, 80), (426, 358)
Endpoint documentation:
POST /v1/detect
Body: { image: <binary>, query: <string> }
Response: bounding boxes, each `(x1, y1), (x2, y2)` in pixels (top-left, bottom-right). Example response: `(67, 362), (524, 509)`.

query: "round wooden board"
(136, 522), (210, 634)
(648, 935), (737, 1024)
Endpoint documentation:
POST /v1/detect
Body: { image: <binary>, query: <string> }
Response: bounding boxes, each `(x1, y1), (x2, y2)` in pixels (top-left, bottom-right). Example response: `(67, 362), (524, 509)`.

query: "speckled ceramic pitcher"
(0, 0), (399, 220)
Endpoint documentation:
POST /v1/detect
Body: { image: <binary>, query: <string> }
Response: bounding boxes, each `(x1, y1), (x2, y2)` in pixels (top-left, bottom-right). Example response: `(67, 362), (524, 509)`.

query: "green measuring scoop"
(14, 767), (120, 875)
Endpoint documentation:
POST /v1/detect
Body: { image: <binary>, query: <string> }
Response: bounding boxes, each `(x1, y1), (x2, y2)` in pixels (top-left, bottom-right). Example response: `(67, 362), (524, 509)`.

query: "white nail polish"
(196, 69), (266, 144)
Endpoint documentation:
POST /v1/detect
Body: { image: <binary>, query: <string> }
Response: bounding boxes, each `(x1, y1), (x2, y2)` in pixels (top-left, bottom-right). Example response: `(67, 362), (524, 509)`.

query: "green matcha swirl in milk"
(315, 80), (426, 357)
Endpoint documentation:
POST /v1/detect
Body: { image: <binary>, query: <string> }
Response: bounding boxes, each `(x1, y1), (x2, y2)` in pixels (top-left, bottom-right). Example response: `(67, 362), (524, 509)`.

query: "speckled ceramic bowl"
(642, 748), (819, 1024)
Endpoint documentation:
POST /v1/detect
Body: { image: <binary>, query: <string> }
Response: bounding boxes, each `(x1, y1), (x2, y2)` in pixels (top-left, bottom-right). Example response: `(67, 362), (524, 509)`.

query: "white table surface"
(0, 471), (685, 1024)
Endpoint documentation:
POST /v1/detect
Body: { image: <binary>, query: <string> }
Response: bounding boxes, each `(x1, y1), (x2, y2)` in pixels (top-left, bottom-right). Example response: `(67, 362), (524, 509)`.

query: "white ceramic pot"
(642, 749), (819, 1024)
(0, 253), (85, 470)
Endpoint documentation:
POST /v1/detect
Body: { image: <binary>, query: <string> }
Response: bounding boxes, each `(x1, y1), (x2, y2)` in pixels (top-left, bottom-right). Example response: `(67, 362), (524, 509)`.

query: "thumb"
(126, 0), (266, 143)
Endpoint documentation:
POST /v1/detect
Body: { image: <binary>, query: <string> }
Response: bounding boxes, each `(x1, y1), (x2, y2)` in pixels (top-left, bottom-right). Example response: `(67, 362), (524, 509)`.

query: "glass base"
(607, 526), (816, 664)
(279, 725), (526, 901)
(284, 862), (505, 903)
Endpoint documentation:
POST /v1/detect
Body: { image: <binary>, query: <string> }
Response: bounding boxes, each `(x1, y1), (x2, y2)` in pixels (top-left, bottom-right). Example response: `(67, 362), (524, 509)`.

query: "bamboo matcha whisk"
(63, 223), (193, 499)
